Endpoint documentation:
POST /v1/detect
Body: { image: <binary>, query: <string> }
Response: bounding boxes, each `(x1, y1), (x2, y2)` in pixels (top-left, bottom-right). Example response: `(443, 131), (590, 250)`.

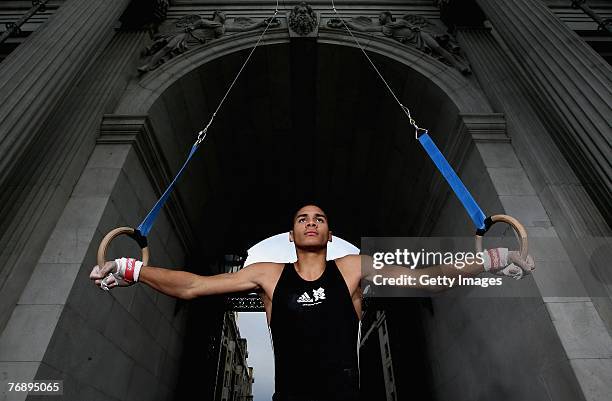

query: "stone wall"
(0, 0), (136, 336)
(420, 125), (591, 400)
(0, 140), (188, 401)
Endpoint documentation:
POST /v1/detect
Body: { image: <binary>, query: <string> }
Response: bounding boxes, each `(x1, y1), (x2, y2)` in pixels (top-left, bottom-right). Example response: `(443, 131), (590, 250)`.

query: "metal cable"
(330, 0), (428, 139)
(196, 0), (281, 146)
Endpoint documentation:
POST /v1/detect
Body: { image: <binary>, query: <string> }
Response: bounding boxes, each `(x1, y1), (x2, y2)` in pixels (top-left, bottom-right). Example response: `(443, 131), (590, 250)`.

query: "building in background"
(215, 312), (254, 401)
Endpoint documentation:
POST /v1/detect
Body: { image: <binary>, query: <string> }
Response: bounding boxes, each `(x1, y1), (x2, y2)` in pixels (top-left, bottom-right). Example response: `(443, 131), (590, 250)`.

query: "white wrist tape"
(114, 257), (143, 283)
(483, 248), (508, 272)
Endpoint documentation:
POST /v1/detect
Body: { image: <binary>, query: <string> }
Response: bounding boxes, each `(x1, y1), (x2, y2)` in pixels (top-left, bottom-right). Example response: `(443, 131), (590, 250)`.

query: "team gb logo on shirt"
(297, 287), (326, 306)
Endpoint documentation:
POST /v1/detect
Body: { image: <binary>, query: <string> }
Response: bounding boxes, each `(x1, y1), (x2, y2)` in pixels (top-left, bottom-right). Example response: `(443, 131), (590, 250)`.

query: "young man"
(90, 204), (534, 401)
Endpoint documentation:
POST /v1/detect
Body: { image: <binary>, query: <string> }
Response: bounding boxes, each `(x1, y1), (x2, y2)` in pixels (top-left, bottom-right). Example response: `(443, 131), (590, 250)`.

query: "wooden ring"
(475, 215), (528, 260)
(97, 227), (149, 268)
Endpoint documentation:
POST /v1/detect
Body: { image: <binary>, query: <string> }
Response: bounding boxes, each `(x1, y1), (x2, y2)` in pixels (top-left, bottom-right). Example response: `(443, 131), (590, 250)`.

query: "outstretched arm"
(90, 259), (267, 300)
(383, 20), (416, 30)
(346, 21), (381, 32)
(140, 264), (265, 299)
(190, 19), (223, 30)
(327, 18), (381, 32)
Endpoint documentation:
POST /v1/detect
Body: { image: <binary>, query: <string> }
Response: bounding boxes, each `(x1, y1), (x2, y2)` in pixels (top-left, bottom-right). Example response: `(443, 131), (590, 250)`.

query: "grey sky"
(237, 312), (275, 401)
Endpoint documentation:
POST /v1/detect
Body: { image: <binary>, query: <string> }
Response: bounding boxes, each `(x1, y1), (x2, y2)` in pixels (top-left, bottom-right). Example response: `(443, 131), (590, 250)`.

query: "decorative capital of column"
(434, 0), (486, 31)
(459, 113), (509, 143)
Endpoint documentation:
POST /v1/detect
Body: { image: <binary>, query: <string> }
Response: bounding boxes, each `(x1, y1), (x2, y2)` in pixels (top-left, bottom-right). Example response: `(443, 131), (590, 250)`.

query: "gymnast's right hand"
(90, 257), (142, 291)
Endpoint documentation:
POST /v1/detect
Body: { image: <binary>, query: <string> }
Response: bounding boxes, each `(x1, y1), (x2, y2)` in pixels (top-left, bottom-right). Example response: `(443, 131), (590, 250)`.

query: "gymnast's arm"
(141, 263), (270, 299)
(90, 261), (270, 300)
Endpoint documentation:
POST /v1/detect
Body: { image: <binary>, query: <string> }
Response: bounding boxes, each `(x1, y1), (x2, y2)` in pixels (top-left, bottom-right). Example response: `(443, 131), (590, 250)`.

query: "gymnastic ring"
(475, 215), (528, 260)
(97, 227), (149, 268)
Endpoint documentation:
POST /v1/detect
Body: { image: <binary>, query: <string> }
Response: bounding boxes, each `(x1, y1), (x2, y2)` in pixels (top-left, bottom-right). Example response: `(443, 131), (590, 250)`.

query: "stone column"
(0, 118), (188, 401)
(0, 0), (132, 183)
(454, 22), (612, 401)
(0, 0), (136, 332)
(474, 0), (612, 224)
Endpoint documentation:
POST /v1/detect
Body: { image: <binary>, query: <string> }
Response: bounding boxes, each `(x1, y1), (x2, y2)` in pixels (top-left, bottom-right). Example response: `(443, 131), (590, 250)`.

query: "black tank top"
(270, 260), (359, 400)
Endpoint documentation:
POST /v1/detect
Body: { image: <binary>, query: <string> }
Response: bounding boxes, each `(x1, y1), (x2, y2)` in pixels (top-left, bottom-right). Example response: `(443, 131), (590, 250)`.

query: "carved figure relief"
(288, 2), (319, 36)
(328, 11), (470, 74)
(138, 11), (280, 74)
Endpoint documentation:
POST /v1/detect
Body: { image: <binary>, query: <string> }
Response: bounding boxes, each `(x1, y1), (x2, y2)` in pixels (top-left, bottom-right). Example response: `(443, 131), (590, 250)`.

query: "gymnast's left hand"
(483, 248), (535, 280)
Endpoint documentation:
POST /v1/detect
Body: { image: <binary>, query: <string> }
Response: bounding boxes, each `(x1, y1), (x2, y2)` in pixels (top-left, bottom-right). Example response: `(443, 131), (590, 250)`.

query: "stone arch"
(116, 30), (492, 115)
(109, 29), (503, 256)
(102, 33), (511, 400)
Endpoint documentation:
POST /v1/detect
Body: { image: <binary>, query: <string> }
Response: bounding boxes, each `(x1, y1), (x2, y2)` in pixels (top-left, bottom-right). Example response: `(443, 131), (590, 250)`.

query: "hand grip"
(97, 227), (149, 268)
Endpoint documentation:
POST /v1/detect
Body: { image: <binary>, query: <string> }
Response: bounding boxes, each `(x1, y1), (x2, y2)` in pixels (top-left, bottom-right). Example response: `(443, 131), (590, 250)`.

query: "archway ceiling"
(147, 43), (463, 267)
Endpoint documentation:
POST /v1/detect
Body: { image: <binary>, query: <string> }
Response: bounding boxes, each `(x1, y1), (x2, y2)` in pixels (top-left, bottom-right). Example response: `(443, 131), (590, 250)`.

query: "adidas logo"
(297, 287), (326, 305)
(297, 292), (313, 303)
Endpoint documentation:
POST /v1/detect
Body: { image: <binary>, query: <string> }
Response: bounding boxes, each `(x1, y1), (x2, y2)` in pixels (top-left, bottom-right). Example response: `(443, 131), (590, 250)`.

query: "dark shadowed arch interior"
(140, 40), (493, 401)
(145, 42), (467, 269)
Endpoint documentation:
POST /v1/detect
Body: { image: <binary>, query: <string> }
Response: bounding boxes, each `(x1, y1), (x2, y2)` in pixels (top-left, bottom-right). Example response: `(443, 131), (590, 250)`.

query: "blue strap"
(418, 133), (487, 230)
(136, 134), (486, 236)
(137, 143), (200, 237)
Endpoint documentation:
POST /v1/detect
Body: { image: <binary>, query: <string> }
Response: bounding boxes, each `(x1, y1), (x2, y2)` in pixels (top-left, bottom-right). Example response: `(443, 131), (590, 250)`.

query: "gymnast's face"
(290, 205), (332, 250)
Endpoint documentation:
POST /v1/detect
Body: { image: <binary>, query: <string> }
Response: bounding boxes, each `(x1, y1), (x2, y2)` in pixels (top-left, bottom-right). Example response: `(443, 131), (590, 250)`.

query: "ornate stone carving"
(151, 0), (169, 27)
(138, 11), (280, 74)
(288, 2), (319, 37)
(328, 11), (471, 74)
(30, 1), (47, 13)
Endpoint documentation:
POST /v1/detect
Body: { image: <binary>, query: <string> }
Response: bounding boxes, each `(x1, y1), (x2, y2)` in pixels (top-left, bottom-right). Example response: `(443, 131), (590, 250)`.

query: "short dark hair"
(292, 204), (329, 226)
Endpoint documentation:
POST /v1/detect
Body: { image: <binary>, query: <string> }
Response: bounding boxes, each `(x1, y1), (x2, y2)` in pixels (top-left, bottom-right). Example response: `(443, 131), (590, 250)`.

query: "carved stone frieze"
(138, 11), (280, 74)
(327, 11), (471, 74)
(287, 2), (319, 37)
